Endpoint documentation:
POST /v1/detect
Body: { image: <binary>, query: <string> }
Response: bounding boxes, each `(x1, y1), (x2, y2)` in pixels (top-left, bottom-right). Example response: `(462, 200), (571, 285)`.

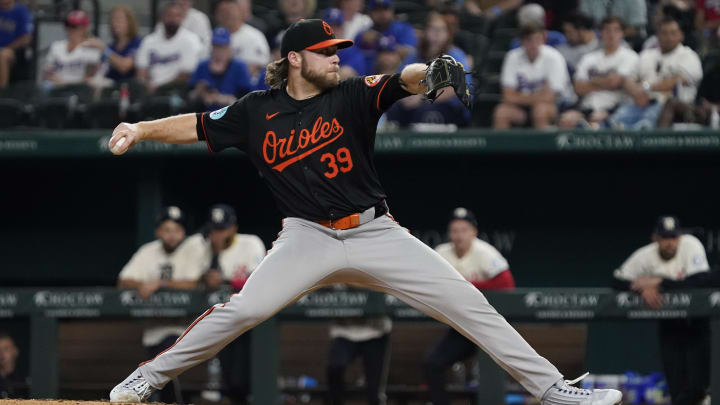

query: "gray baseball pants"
(138, 215), (563, 398)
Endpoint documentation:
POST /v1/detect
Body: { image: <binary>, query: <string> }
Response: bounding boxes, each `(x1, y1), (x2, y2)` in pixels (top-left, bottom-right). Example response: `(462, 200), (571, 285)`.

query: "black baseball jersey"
(196, 73), (411, 221)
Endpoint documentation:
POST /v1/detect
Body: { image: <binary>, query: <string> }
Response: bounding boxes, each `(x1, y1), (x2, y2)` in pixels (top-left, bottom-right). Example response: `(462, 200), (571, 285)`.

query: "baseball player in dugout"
(613, 216), (711, 405)
(108, 18), (621, 405)
(425, 207), (515, 405)
(117, 206), (205, 403)
(184, 204), (266, 405)
(326, 288), (392, 405)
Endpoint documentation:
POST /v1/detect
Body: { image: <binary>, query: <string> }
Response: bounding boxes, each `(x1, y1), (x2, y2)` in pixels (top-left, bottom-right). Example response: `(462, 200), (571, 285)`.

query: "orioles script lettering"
(263, 116), (345, 172)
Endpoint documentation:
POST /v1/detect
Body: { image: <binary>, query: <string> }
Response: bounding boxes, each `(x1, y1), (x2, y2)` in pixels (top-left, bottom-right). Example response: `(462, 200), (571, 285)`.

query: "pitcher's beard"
(301, 59), (339, 90)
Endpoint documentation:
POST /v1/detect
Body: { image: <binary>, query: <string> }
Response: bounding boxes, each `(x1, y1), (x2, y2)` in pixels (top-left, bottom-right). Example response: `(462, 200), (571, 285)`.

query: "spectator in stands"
(556, 13), (599, 74)
(696, 0), (720, 48)
(509, 4), (567, 49)
(0, 332), (23, 399)
(579, 0), (646, 48)
(156, 0), (212, 51)
(265, 0), (317, 51)
(613, 216), (710, 405)
(424, 208), (515, 405)
(326, 288), (391, 405)
(338, 0), (373, 42)
(461, 0), (522, 19)
(43, 10), (100, 87)
(237, 0), (269, 34)
(559, 16), (638, 129)
(184, 204), (266, 405)
(117, 206), (203, 403)
(610, 18), (702, 130)
(0, 0), (33, 88)
(384, 12), (471, 128)
(189, 27), (252, 112)
(494, 23), (571, 129)
(81, 6), (142, 84)
(324, 8), (367, 78)
(214, 0), (270, 80)
(135, 1), (202, 94)
(355, 0), (418, 70)
(643, 2), (695, 51)
(658, 58), (720, 128)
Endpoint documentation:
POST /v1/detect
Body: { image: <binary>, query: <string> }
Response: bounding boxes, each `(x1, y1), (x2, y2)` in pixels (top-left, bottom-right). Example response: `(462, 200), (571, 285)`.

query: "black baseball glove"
(423, 54), (472, 109)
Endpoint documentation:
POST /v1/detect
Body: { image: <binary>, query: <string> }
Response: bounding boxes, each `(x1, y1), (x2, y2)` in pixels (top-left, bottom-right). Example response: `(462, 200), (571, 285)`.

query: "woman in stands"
(82, 6), (143, 84)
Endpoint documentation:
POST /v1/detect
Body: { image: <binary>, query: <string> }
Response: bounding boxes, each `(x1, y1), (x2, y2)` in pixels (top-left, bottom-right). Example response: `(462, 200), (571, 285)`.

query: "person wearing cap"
(355, 0), (418, 64)
(117, 206), (205, 403)
(183, 204), (265, 405)
(135, 1), (202, 93)
(80, 6), (142, 84)
(214, 0), (270, 81)
(613, 216), (710, 405)
(189, 27), (252, 112)
(109, 17), (623, 405)
(0, 0), (33, 88)
(42, 10), (100, 86)
(423, 208), (515, 405)
(323, 7), (368, 78)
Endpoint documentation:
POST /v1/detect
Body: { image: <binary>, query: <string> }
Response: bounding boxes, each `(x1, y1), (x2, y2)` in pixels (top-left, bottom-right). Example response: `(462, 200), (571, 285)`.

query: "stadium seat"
(483, 50), (506, 74)
(0, 98), (26, 128)
(139, 96), (188, 121)
(471, 93), (501, 127)
(459, 14), (489, 35)
(489, 28), (518, 52)
(86, 99), (129, 129)
(49, 83), (94, 104)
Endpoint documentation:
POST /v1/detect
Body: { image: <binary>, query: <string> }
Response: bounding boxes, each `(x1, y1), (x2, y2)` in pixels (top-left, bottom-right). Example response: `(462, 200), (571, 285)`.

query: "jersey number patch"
(321, 147), (354, 178)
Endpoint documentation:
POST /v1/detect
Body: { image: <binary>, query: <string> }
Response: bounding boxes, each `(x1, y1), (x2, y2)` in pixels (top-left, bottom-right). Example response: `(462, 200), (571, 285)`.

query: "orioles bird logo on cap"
(323, 21), (333, 35)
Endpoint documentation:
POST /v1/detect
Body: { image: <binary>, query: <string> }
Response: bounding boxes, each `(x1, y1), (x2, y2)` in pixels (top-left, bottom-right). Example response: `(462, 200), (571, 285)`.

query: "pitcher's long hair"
(265, 58), (289, 89)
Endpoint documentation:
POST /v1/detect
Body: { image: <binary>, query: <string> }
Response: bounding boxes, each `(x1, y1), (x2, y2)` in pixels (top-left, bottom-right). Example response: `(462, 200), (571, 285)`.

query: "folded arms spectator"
(494, 23), (571, 129)
(559, 16), (638, 129)
(610, 18), (702, 130)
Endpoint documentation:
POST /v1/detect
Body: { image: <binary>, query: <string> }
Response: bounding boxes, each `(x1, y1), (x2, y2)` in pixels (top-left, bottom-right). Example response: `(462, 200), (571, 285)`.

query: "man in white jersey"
(136, 2), (202, 93)
(117, 206), (205, 403)
(559, 16), (639, 129)
(214, 0), (270, 80)
(43, 11), (100, 86)
(425, 208), (515, 405)
(494, 23), (572, 129)
(610, 18), (702, 130)
(184, 204), (265, 405)
(613, 216), (710, 405)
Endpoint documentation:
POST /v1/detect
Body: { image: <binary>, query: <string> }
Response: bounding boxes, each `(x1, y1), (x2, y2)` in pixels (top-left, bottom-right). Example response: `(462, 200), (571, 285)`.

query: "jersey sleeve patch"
(364, 75), (384, 87)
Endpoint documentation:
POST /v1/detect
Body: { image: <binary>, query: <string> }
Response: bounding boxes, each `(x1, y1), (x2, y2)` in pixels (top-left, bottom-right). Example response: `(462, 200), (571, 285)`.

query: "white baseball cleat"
(109, 368), (157, 403)
(541, 373), (623, 405)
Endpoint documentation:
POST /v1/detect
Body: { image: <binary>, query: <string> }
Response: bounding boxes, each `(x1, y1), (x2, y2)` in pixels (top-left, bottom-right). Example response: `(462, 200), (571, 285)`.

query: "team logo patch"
(322, 21), (333, 36)
(210, 106), (229, 120)
(364, 75), (383, 87)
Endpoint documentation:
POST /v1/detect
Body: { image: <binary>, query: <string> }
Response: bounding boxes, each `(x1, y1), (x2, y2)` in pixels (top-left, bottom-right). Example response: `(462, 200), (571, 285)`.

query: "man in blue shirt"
(189, 27), (252, 111)
(354, 0), (417, 71)
(0, 0), (33, 88)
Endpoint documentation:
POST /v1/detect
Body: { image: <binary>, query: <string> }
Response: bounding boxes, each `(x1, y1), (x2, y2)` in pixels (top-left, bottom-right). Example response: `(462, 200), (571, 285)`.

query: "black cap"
(209, 204), (237, 230)
(156, 206), (186, 229)
(280, 19), (354, 58)
(654, 215), (682, 238)
(450, 207), (478, 228)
